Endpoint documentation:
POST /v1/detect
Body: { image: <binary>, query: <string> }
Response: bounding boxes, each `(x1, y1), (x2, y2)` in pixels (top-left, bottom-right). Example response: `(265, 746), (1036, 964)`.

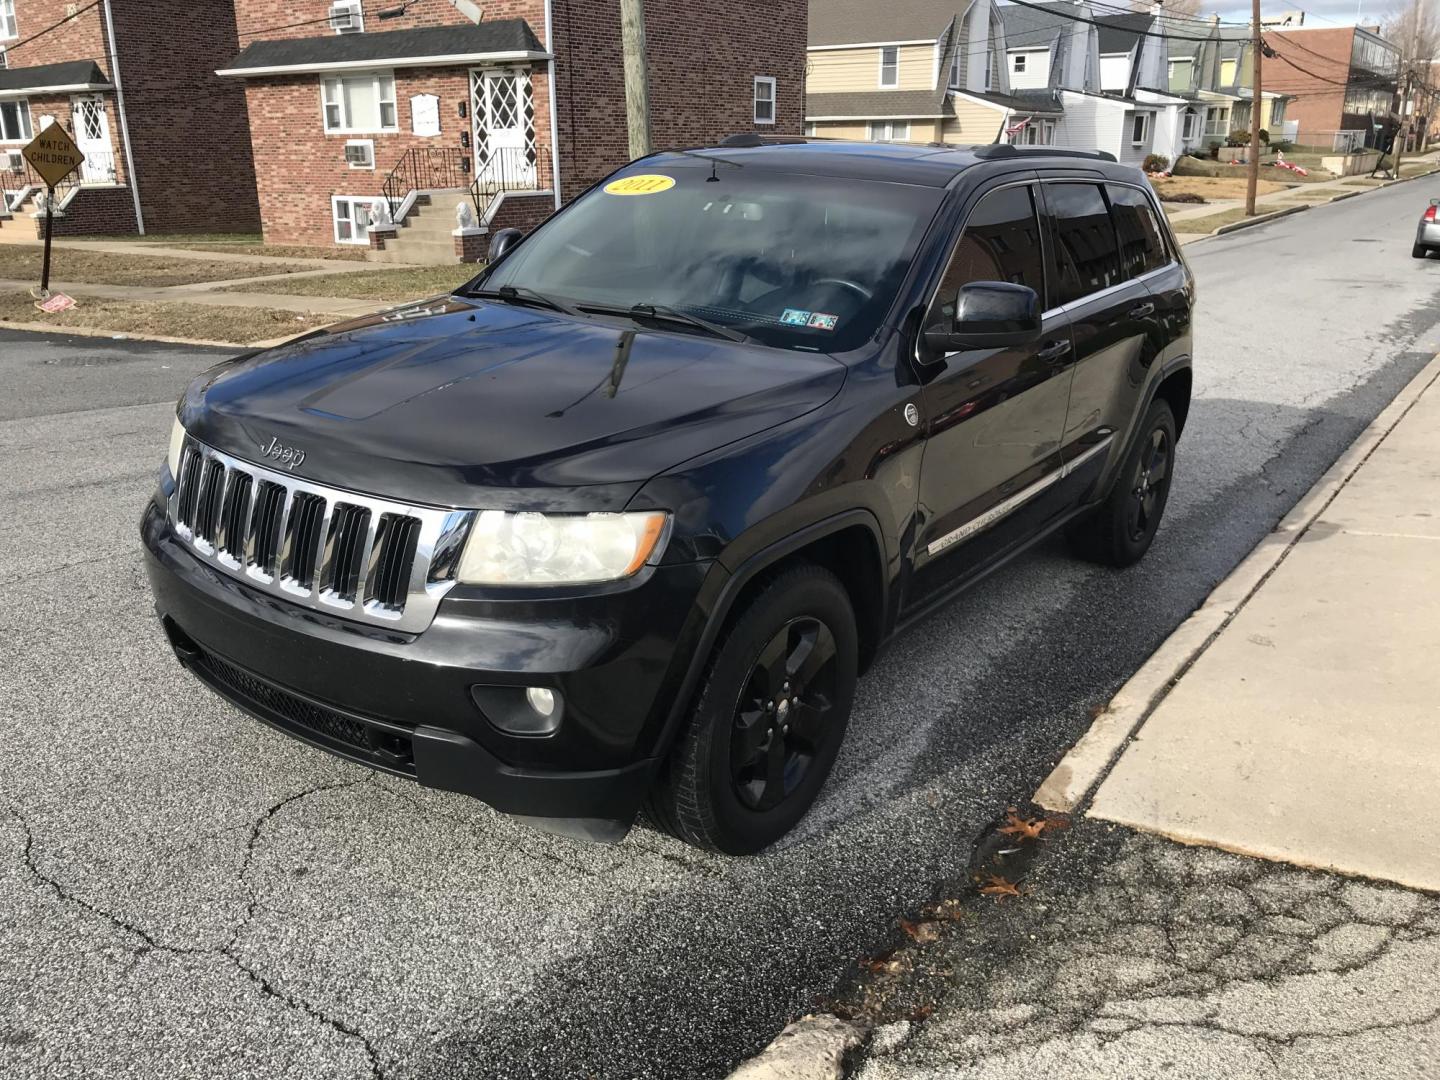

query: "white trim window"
(1181, 110), (1198, 140)
(0, 98), (31, 143)
(333, 195), (384, 244)
(321, 72), (398, 133)
(0, 0), (17, 41)
(1014, 118), (1055, 145)
(984, 48), (994, 91)
(868, 120), (910, 142)
(879, 46), (899, 88)
(1204, 105), (1230, 137)
(1130, 112), (1150, 146)
(753, 76), (776, 125)
(1013, 54), (1027, 73)
(948, 46), (961, 88)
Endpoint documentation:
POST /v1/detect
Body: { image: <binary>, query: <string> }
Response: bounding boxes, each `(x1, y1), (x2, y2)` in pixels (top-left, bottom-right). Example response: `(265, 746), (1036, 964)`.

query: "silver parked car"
(1413, 199), (1440, 258)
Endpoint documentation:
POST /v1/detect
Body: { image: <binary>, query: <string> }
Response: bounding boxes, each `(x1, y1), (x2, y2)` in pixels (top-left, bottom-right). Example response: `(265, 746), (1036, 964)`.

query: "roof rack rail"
(972, 144), (1117, 163)
(717, 133), (811, 147)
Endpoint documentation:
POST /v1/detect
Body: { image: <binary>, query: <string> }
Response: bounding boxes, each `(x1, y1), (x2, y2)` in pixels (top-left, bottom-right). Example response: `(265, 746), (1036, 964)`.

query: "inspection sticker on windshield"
(807, 312), (838, 331)
(604, 174), (676, 196)
(781, 308), (812, 326)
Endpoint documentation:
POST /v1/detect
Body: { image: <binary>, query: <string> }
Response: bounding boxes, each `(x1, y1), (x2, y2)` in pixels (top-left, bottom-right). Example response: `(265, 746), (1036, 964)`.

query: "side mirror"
(923, 281), (1041, 357)
(487, 227), (524, 263)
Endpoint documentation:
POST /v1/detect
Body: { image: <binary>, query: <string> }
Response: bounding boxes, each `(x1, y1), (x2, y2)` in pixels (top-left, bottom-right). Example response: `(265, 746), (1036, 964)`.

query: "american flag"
(1005, 116), (1031, 138)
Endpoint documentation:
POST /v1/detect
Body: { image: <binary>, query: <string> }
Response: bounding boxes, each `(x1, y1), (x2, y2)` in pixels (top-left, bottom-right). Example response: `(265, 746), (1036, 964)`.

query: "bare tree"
(1384, 0), (1440, 150)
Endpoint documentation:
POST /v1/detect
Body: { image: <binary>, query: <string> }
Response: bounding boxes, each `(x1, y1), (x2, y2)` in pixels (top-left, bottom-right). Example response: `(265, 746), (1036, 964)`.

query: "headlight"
(456, 510), (670, 585)
(166, 416), (186, 480)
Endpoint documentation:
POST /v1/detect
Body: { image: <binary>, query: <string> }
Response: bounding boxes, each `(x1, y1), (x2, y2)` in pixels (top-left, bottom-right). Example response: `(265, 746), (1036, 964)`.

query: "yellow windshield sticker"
(604, 174), (676, 196)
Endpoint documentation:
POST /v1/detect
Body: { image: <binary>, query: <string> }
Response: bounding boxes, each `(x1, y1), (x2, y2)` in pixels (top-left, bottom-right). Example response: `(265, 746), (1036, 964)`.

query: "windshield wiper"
(580, 301), (750, 343)
(471, 284), (580, 316)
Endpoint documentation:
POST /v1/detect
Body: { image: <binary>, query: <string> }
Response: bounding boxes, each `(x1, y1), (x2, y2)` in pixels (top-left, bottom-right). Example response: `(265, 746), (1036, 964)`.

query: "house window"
(879, 46), (898, 87)
(868, 120), (910, 142)
(985, 48), (993, 91)
(949, 46), (961, 88)
(321, 73), (398, 133)
(1130, 113), (1149, 146)
(1014, 54), (1026, 73)
(0, 0), (16, 40)
(753, 76), (776, 125)
(1204, 106), (1230, 137)
(333, 195), (383, 244)
(0, 99), (31, 142)
(804, 121), (817, 136)
(1181, 110), (1197, 140)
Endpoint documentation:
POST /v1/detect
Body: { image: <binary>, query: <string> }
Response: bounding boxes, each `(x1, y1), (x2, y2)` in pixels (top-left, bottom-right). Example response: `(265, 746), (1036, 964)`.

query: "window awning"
(0, 60), (111, 99)
(218, 20), (549, 77)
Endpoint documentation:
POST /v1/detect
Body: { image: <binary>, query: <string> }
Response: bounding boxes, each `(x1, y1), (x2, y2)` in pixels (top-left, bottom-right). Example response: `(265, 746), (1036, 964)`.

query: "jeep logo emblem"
(259, 436), (306, 470)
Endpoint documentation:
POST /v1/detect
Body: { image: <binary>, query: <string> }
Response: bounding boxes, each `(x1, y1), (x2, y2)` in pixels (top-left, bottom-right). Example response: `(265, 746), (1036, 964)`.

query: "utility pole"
(619, 0), (652, 160)
(1246, 0), (1262, 216)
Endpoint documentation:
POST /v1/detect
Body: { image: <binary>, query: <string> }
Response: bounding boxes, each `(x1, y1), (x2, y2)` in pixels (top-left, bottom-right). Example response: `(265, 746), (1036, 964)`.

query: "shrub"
(1226, 129), (1250, 147)
(1142, 153), (1171, 173)
(1258, 128), (1270, 144)
(1270, 139), (1293, 153)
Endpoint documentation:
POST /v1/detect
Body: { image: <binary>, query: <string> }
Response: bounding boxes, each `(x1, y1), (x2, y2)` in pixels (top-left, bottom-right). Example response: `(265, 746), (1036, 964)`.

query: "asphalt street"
(4, 178), (1440, 1080)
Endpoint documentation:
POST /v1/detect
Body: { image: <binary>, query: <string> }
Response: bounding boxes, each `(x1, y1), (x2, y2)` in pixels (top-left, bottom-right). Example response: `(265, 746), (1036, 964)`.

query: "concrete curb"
(1034, 347), (1440, 813)
(1212, 202), (1308, 236)
(725, 1015), (865, 1080)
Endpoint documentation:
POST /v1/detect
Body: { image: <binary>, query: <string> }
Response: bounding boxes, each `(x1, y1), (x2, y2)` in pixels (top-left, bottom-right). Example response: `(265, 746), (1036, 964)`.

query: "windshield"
(474, 162), (945, 352)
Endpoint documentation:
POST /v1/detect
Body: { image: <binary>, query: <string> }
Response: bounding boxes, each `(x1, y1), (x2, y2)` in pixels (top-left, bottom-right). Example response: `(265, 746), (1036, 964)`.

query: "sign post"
(21, 123), (85, 299)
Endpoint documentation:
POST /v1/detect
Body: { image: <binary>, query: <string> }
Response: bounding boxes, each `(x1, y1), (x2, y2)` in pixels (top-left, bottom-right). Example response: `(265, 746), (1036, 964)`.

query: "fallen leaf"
(978, 874), (1022, 900)
(900, 918), (942, 944)
(909, 1004), (935, 1022)
(997, 809), (1047, 841)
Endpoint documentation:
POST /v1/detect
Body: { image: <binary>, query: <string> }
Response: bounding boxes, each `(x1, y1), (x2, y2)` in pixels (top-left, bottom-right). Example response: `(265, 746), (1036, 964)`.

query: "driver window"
(934, 185), (1047, 322)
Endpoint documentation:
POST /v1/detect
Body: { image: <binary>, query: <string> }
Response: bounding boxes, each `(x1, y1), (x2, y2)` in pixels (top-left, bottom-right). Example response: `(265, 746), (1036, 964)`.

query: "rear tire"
(1067, 399), (1178, 568)
(644, 564), (857, 854)
(1413, 244), (1428, 259)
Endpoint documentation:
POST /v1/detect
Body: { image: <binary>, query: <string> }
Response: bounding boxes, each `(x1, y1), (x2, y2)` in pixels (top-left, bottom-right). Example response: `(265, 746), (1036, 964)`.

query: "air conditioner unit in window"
(5, 151), (22, 173)
(344, 141), (374, 168)
(329, 2), (362, 32)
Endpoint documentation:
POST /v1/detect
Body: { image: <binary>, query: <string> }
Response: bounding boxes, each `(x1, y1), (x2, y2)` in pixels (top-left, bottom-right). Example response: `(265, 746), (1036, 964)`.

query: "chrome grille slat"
(166, 436), (469, 633)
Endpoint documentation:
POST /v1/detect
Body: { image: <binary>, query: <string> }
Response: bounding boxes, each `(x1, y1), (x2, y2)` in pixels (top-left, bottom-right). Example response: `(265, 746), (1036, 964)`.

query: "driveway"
(4, 178), (1440, 1079)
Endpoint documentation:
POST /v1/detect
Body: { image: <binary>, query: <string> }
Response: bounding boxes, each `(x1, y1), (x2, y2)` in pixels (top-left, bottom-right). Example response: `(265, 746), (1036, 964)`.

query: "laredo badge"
(604, 174), (676, 196)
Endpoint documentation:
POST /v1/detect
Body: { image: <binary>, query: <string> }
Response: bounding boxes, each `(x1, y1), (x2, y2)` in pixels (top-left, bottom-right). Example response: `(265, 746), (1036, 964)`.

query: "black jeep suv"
(142, 140), (1193, 854)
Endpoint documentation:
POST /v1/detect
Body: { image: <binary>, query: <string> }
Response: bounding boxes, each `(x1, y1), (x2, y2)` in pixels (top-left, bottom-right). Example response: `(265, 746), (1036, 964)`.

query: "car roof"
(642, 140), (1139, 188)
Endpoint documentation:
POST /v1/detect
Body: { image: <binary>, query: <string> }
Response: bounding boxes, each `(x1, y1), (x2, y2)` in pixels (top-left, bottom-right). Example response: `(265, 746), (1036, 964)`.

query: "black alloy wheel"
(1128, 426), (1171, 544)
(644, 564), (858, 854)
(730, 617), (839, 811)
(1067, 398), (1178, 568)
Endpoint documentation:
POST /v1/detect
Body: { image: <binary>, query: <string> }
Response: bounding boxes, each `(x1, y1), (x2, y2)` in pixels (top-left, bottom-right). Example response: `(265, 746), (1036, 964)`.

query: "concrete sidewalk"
(1089, 362), (1440, 891)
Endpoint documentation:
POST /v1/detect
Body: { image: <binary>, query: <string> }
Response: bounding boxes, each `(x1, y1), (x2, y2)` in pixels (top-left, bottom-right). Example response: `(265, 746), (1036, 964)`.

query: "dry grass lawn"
(163, 242), (370, 261)
(1168, 206), (1302, 233)
(0, 244), (310, 287)
(1150, 175), (1293, 202)
(0, 292), (336, 344)
(225, 264), (478, 302)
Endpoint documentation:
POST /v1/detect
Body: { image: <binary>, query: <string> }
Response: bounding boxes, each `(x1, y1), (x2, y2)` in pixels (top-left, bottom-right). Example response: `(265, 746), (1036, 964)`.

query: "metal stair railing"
(466, 146), (549, 225)
(380, 147), (471, 221)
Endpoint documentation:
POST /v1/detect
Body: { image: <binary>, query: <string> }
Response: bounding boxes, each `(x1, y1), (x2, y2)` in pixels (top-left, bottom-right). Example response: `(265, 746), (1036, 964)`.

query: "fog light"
(470, 684), (564, 736)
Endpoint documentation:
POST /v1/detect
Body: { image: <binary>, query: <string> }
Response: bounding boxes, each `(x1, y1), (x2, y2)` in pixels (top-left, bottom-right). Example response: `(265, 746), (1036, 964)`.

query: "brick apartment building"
(0, 0), (260, 237)
(1266, 25), (1401, 151)
(218, 0), (805, 262)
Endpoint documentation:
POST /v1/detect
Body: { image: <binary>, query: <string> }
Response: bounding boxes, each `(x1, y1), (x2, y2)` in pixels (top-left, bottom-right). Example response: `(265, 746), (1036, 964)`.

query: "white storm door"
(72, 97), (114, 184)
(473, 70), (534, 188)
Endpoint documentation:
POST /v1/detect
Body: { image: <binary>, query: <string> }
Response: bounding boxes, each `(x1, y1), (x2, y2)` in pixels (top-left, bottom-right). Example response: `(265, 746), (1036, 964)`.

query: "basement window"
(868, 120), (910, 142)
(333, 195), (384, 244)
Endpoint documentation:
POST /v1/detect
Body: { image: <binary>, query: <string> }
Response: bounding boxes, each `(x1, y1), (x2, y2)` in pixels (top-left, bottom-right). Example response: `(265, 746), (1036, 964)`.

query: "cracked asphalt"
(3, 179), (1440, 1079)
(848, 822), (1440, 1079)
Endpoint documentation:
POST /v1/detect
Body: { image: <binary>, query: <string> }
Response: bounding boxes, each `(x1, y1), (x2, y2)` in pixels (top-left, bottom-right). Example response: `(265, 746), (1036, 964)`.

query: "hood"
(182, 297), (847, 511)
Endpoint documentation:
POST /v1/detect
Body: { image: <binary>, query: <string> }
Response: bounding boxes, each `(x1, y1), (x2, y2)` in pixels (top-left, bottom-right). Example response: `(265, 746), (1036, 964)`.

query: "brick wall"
(109, 0), (261, 233)
(5, 1), (260, 235)
(550, 0), (808, 196)
(231, 0), (539, 39)
(1266, 29), (1355, 139)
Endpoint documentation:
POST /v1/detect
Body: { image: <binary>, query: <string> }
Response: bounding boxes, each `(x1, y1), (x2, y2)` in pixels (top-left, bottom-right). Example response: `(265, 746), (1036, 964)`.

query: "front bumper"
(141, 501), (718, 828)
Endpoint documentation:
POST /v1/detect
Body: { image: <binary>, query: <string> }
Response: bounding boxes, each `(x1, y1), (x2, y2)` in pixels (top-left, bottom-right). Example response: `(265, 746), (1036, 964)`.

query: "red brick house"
(218, 0), (805, 261)
(0, 0), (260, 236)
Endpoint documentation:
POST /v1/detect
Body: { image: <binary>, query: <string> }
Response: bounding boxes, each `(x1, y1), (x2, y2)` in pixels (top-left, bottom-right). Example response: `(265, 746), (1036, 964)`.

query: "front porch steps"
(367, 189), (473, 265)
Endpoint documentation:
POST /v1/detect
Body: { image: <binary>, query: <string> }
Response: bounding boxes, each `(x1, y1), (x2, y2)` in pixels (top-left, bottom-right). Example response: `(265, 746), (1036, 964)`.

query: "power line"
(238, 2), (411, 39)
(1001, 0), (1228, 43)
(4, 0), (101, 53)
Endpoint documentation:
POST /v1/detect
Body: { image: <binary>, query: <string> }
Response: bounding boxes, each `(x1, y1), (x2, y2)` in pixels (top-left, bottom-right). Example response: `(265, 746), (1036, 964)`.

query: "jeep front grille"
(169, 436), (472, 633)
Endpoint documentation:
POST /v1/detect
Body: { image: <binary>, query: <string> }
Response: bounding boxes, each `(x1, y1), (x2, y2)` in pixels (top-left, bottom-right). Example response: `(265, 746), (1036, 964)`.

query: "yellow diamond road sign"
(23, 123), (84, 188)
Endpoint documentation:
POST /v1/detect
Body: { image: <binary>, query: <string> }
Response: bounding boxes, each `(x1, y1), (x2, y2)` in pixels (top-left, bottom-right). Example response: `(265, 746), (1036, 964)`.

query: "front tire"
(645, 564), (858, 854)
(1068, 399), (1178, 567)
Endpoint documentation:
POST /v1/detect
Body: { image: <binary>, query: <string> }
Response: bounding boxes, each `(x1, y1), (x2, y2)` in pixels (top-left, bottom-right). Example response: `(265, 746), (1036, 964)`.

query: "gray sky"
(1212, 2), (1388, 27)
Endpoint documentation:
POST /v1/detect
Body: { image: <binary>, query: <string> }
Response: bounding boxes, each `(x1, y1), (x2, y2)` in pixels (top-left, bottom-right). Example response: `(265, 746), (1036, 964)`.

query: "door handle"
(1128, 302), (1156, 319)
(1037, 339), (1072, 363)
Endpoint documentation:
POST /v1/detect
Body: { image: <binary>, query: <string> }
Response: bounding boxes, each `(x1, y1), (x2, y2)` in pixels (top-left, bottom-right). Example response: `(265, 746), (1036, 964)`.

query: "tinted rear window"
(1044, 182), (1122, 306)
(1107, 184), (1170, 278)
